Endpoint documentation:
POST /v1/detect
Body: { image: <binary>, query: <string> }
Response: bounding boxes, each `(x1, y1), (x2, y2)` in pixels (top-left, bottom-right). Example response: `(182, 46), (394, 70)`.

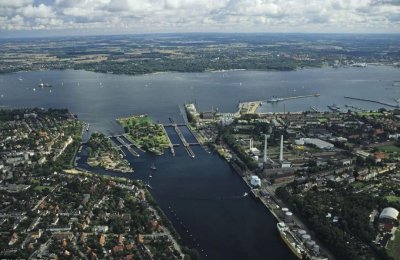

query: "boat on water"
(243, 192), (248, 197)
(150, 163), (157, 170)
(277, 222), (304, 259)
(145, 183), (152, 189)
(327, 104), (340, 111)
(86, 124), (90, 131)
(267, 97), (280, 103)
(38, 83), (52, 88)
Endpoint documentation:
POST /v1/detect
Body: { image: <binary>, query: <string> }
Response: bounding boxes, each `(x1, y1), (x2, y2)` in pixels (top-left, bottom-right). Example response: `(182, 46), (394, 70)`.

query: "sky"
(0, 0), (399, 37)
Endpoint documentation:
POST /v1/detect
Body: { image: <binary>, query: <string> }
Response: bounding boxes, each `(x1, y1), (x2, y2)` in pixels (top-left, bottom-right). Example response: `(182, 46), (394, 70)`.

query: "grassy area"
(357, 112), (383, 117)
(387, 229), (400, 260)
(351, 182), (366, 189)
(117, 115), (169, 155)
(378, 145), (400, 153)
(117, 114), (152, 128)
(34, 185), (53, 191)
(385, 195), (400, 203)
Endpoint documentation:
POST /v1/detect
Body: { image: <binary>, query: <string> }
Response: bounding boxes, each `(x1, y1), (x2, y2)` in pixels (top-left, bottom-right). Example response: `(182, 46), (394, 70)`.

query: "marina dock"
(310, 106), (320, 112)
(264, 93), (320, 103)
(344, 96), (399, 108)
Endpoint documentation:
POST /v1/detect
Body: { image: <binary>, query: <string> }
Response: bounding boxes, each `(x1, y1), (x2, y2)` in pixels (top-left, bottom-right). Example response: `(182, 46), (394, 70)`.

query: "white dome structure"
(379, 207), (399, 221)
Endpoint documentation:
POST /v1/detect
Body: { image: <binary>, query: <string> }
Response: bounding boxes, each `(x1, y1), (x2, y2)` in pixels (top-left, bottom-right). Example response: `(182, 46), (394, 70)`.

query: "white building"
(299, 138), (334, 150)
(250, 175), (261, 187)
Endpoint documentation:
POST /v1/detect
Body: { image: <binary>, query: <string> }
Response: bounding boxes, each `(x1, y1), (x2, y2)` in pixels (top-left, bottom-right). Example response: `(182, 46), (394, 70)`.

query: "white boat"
(150, 163), (157, 170)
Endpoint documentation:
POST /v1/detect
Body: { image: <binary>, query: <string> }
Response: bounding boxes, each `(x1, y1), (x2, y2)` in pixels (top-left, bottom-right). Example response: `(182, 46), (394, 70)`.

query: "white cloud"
(20, 4), (55, 18)
(0, 0), (32, 8)
(0, 0), (399, 34)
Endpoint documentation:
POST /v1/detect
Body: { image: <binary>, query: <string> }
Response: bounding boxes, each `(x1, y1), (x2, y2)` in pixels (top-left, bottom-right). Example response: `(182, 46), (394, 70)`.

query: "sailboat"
(150, 162), (157, 171)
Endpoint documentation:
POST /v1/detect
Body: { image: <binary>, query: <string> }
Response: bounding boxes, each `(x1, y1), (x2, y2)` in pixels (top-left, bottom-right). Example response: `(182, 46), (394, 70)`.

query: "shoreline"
(3, 63), (398, 77)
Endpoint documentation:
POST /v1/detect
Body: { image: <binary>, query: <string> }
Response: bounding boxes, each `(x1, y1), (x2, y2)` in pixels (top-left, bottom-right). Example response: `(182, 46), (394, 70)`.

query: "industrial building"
(298, 138), (334, 150)
(379, 207), (399, 230)
(250, 175), (261, 187)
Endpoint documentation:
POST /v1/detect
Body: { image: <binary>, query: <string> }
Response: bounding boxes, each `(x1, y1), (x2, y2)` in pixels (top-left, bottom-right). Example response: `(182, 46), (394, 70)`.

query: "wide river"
(0, 66), (399, 259)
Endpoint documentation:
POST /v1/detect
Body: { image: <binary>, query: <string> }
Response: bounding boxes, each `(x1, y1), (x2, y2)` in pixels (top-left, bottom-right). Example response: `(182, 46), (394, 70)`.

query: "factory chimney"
(279, 135), (284, 162)
(263, 135), (268, 163)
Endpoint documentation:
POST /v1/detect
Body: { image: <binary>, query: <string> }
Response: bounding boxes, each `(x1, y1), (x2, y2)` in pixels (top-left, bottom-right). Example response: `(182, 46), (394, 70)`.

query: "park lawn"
(385, 195), (400, 203)
(387, 229), (400, 260)
(34, 185), (53, 191)
(357, 112), (383, 117)
(117, 114), (152, 128)
(378, 145), (400, 153)
(118, 115), (169, 154)
(351, 182), (366, 189)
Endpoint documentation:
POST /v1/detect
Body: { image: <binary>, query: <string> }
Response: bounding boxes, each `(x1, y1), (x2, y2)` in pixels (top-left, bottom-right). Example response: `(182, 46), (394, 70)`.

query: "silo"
(313, 245), (320, 254)
(285, 212), (293, 222)
(306, 240), (316, 249)
(301, 234), (311, 242)
(297, 229), (307, 236)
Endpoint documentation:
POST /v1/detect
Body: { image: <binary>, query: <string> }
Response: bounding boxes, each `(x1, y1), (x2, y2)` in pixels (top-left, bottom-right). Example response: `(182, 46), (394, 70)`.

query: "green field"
(378, 145), (400, 153)
(385, 195), (400, 203)
(117, 115), (169, 155)
(387, 229), (400, 260)
(117, 114), (152, 128)
(34, 185), (53, 191)
(357, 112), (383, 117)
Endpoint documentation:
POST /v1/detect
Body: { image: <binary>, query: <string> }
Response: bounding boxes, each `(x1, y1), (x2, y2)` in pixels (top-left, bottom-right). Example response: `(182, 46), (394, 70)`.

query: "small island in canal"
(86, 132), (133, 173)
(117, 115), (170, 155)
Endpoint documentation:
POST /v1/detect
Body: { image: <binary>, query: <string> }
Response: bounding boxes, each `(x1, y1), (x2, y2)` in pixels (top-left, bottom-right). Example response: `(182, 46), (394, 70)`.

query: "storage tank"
(306, 240), (316, 249)
(297, 229), (307, 236)
(313, 245), (320, 254)
(285, 212), (293, 222)
(301, 234), (311, 242)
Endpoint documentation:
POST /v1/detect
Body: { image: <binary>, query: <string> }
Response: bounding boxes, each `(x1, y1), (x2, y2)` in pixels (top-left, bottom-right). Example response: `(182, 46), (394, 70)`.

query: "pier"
(263, 93), (320, 103)
(163, 123), (186, 127)
(179, 104), (190, 125)
(310, 106), (320, 112)
(108, 137), (126, 156)
(115, 136), (140, 157)
(344, 96), (399, 108)
(169, 118), (195, 158)
(161, 125), (176, 156)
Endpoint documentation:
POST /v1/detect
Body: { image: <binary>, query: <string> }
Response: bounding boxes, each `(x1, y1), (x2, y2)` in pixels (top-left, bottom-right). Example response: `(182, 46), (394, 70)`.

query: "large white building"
(379, 207), (399, 223)
(250, 175), (261, 187)
(298, 138), (334, 150)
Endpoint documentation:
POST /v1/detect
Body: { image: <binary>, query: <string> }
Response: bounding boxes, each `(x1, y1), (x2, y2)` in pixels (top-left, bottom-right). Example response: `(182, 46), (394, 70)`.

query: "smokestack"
(279, 135), (284, 162)
(263, 135), (268, 163)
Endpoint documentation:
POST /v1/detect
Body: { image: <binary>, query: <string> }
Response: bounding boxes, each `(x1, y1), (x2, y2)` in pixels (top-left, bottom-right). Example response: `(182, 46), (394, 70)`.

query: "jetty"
(161, 125), (175, 156)
(344, 96), (399, 108)
(115, 136), (140, 157)
(310, 106), (320, 112)
(264, 93), (320, 103)
(169, 118), (195, 158)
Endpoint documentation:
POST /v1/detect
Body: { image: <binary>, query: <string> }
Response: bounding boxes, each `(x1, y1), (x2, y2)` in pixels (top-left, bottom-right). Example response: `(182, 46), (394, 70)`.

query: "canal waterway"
(1, 66), (399, 259)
